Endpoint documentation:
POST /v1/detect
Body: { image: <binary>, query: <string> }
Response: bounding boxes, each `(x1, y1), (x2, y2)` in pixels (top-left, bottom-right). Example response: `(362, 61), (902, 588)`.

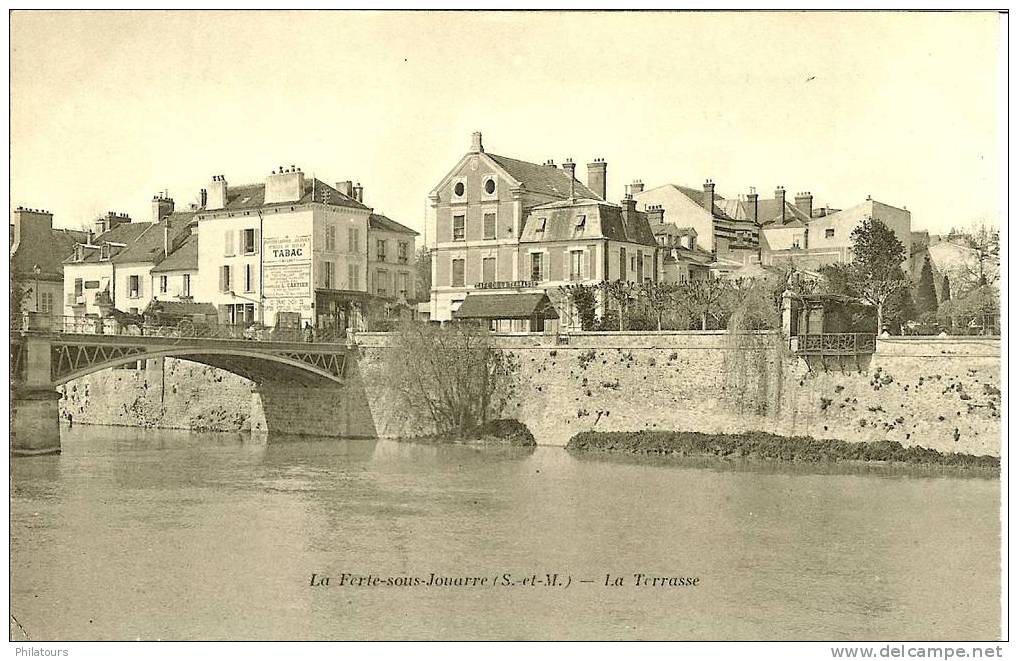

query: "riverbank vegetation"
(380, 321), (523, 438)
(396, 419), (536, 447)
(566, 430), (999, 469)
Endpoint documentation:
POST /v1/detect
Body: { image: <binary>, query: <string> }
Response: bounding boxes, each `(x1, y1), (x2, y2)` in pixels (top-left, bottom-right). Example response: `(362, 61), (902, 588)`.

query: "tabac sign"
(264, 235), (311, 265)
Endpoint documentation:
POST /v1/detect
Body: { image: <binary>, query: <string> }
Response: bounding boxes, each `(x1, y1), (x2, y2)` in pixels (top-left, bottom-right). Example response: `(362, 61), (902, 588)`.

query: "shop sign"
(264, 235), (312, 265)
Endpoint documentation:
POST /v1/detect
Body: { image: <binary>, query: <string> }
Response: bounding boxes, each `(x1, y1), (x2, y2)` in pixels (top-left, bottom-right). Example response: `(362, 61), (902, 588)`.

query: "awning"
(453, 292), (560, 320)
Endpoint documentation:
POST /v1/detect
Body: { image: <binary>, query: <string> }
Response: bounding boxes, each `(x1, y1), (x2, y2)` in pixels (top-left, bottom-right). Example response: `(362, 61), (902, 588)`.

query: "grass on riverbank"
(397, 419), (537, 447)
(566, 430), (999, 469)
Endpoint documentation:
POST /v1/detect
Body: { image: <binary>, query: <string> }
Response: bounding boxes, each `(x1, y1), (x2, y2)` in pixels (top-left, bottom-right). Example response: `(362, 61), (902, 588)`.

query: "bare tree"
(638, 281), (678, 331)
(676, 277), (730, 330)
(601, 280), (638, 331)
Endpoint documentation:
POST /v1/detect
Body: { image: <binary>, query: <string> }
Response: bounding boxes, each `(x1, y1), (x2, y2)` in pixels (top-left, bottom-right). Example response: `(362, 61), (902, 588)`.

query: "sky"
(10, 11), (1003, 241)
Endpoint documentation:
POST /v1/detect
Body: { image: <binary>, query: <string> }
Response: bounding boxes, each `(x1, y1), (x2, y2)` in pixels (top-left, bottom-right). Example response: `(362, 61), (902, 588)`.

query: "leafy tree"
(675, 277), (730, 330)
(558, 284), (599, 330)
(914, 254), (938, 316)
(638, 281), (678, 331)
(602, 280), (638, 331)
(822, 218), (910, 333)
(414, 246), (432, 303)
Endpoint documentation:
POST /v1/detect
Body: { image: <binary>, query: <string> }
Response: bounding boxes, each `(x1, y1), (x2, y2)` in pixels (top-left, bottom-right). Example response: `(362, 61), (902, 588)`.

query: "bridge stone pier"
(11, 321), (374, 455)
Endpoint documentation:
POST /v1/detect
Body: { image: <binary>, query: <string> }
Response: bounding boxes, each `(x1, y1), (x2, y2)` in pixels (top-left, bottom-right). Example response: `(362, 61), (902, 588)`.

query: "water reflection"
(9, 424), (1001, 641)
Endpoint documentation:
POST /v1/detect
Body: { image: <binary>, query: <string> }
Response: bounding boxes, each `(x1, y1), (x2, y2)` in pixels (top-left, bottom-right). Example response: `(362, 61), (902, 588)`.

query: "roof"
(150, 233), (198, 272)
(11, 227), (89, 278)
(144, 299), (218, 318)
(212, 178), (369, 213)
(520, 199), (658, 246)
(63, 222), (153, 264)
(487, 153), (601, 200)
(663, 246), (714, 265)
(369, 213), (419, 236)
(719, 196), (811, 226)
(111, 211), (195, 264)
(453, 292), (560, 320)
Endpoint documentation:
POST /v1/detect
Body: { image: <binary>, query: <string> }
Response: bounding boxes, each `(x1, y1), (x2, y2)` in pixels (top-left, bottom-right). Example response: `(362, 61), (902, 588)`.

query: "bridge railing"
(12, 312), (352, 345)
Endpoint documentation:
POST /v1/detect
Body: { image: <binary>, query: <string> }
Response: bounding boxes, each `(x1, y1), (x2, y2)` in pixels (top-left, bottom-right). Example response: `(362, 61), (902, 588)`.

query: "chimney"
(795, 191), (813, 219)
(746, 187), (759, 224)
(264, 167), (305, 204)
(775, 186), (786, 222)
(619, 195), (636, 228)
(627, 179), (644, 196)
(152, 193), (174, 223)
(586, 158), (607, 201)
(353, 182), (364, 203)
(10, 207), (54, 251)
(646, 204), (664, 225)
(199, 188), (208, 209)
(95, 211), (130, 236)
(703, 179), (715, 215)
(335, 181), (354, 198)
(470, 131), (484, 154)
(207, 175), (228, 210)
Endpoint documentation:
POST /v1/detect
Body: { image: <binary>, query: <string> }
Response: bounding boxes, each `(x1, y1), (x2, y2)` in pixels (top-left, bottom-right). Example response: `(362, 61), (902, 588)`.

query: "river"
(10, 425), (1000, 641)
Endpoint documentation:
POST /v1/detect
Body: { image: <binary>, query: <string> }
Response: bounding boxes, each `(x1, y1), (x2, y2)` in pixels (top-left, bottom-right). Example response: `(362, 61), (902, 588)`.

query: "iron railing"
(11, 313), (351, 345)
(792, 332), (877, 356)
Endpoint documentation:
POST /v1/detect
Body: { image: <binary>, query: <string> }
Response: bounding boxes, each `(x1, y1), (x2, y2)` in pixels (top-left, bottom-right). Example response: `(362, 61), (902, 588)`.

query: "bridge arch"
(52, 346), (347, 387)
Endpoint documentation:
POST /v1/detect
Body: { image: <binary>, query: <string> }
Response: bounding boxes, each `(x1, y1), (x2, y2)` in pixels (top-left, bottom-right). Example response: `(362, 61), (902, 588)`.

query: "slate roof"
(521, 199), (658, 246)
(212, 178), (369, 212)
(663, 245), (714, 265)
(453, 292), (560, 320)
(11, 227), (90, 279)
(487, 154), (601, 200)
(369, 213), (419, 236)
(150, 233), (198, 272)
(63, 222), (153, 264)
(111, 211), (195, 264)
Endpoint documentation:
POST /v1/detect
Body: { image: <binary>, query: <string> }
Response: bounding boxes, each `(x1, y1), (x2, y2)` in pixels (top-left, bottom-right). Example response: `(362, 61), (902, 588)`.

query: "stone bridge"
(10, 317), (376, 455)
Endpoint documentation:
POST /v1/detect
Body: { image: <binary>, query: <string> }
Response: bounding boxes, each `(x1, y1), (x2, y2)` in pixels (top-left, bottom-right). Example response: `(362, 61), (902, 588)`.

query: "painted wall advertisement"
(263, 234), (312, 314)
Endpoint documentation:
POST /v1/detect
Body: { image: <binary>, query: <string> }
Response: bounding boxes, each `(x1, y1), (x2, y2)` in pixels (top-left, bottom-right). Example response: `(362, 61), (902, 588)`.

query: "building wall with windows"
(366, 226), (416, 300)
(151, 269), (195, 301)
(62, 262), (114, 316)
(115, 263), (156, 314)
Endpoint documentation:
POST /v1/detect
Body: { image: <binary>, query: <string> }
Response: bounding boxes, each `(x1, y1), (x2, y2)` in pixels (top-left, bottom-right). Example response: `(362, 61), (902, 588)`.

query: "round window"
(484, 179), (496, 195)
(454, 182), (465, 197)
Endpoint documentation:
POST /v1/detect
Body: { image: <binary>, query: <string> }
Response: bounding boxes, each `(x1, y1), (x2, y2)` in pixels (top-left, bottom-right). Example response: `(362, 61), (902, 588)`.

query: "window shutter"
(253, 228), (260, 254)
(224, 230), (234, 256)
(237, 231), (244, 256)
(219, 266), (225, 292)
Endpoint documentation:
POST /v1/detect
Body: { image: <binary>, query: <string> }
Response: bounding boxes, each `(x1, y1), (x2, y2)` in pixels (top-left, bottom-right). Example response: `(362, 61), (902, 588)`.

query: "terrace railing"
(790, 332), (877, 356)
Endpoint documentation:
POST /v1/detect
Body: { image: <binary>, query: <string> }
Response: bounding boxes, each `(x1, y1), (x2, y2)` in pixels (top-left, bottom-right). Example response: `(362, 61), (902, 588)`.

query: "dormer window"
(100, 244), (111, 261)
(536, 217), (547, 232)
(74, 245), (85, 262)
(575, 214), (586, 229)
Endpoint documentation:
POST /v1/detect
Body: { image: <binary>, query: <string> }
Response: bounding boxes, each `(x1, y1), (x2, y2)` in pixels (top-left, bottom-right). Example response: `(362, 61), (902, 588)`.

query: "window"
(536, 217), (547, 232)
(631, 256), (637, 272)
(74, 245), (84, 262)
(74, 278), (83, 297)
(348, 227), (360, 254)
(569, 250), (584, 281)
(483, 212), (496, 240)
(482, 257), (496, 283)
(399, 272), (410, 296)
(575, 214), (586, 229)
(40, 292), (53, 314)
(325, 225), (336, 251)
(100, 244), (111, 261)
(322, 261), (334, 289)
(159, 275), (168, 294)
(792, 238), (801, 249)
(619, 247), (627, 279)
(398, 241), (409, 263)
(347, 263), (360, 290)
(220, 265), (232, 292)
(484, 178), (496, 195)
(454, 181), (465, 197)
(376, 239), (386, 261)
(825, 228), (835, 239)
(376, 270), (390, 296)
(636, 250), (644, 283)
(245, 263), (255, 292)
(183, 274), (191, 297)
(452, 259), (465, 287)
(242, 228), (257, 254)
(129, 275), (140, 299)
(453, 215), (465, 241)
(530, 253), (543, 282)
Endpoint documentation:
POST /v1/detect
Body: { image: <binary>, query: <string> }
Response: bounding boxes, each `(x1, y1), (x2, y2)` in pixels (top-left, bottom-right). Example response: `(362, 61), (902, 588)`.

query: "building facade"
(10, 207), (89, 317)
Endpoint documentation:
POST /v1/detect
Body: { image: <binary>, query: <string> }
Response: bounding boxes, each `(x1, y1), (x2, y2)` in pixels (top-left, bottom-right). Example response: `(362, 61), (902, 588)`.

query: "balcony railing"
(791, 332), (876, 356)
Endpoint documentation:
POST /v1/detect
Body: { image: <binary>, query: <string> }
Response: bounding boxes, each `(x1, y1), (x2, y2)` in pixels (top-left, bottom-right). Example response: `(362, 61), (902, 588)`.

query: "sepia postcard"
(7, 8), (1008, 658)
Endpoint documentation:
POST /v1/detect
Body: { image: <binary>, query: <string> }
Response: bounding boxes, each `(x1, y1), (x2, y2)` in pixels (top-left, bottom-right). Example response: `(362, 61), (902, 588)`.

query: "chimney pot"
(470, 131), (484, 153)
